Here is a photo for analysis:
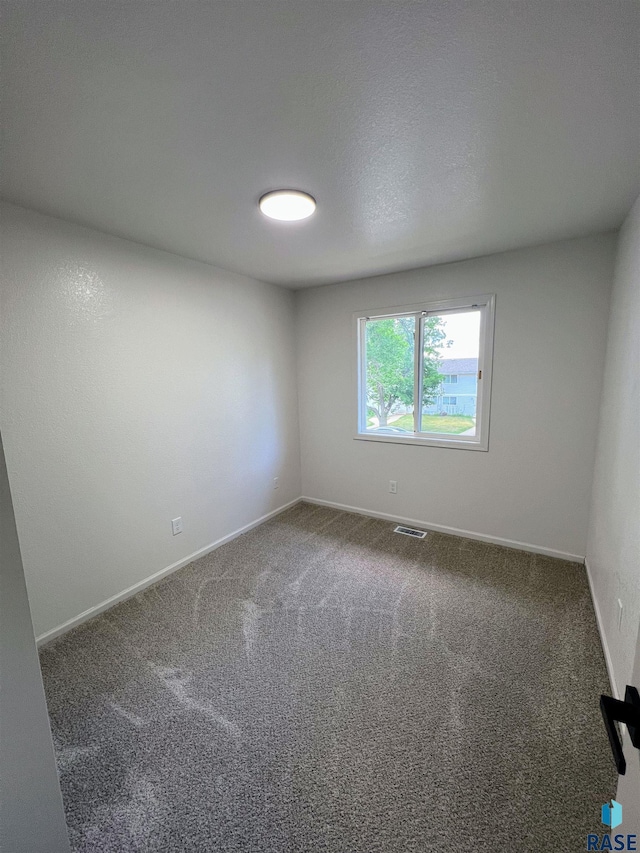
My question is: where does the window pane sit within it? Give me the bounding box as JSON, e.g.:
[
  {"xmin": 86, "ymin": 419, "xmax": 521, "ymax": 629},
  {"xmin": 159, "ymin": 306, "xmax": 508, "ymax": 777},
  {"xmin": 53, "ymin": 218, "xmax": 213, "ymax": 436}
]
[
  {"xmin": 421, "ymin": 310, "xmax": 480, "ymax": 436},
  {"xmin": 364, "ymin": 316, "xmax": 415, "ymax": 434}
]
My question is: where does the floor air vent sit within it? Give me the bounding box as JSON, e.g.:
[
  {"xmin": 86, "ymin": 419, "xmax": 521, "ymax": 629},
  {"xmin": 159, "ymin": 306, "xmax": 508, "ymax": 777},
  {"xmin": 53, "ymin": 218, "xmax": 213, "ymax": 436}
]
[{"xmin": 394, "ymin": 525, "xmax": 427, "ymax": 539}]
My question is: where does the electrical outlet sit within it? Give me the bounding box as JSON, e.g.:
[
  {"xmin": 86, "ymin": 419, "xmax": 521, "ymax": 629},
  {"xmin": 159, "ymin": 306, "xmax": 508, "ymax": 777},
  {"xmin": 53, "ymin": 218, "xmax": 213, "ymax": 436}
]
[
  {"xmin": 617, "ymin": 599, "xmax": 623, "ymax": 631},
  {"xmin": 273, "ymin": 477, "xmax": 279, "ymax": 489},
  {"xmin": 389, "ymin": 480, "xmax": 397, "ymax": 494},
  {"xmin": 171, "ymin": 517, "xmax": 183, "ymax": 536}
]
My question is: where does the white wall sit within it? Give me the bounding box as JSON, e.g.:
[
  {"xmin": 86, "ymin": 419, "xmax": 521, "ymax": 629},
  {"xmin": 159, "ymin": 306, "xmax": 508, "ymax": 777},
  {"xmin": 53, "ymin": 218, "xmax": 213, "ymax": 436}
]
[
  {"xmin": 586, "ymin": 196, "xmax": 640, "ymax": 699},
  {"xmin": 296, "ymin": 234, "xmax": 616, "ymax": 559},
  {"xmin": 0, "ymin": 433, "xmax": 71, "ymax": 852},
  {"xmin": 616, "ymin": 636, "xmax": 640, "ymax": 834},
  {"xmin": 0, "ymin": 203, "xmax": 301, "ymax": 639},
  {"xmin": 585, "ymin": 196, "xmax": 640, "ymax": 827}
]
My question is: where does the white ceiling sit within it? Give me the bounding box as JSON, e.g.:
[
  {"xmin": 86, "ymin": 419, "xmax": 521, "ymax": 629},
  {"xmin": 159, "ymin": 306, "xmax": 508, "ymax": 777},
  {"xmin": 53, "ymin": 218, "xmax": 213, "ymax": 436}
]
[{"xmin": 1, "ymin": 2, "xmax": 638, "ymax": 288}]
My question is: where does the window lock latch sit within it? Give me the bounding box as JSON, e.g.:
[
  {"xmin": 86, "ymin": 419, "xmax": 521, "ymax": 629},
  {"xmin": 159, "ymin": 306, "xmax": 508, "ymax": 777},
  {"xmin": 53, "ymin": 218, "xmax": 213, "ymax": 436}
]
[{"xmin": 600, "ymin": 685, "xmax": 640, "ymax": 775}]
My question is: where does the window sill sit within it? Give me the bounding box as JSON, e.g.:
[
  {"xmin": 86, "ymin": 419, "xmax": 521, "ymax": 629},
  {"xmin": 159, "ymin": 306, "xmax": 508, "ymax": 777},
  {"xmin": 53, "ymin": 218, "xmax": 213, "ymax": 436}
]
[{"xmin": 354, "ymin": 432, "xmax": 488, "ymax": 451}]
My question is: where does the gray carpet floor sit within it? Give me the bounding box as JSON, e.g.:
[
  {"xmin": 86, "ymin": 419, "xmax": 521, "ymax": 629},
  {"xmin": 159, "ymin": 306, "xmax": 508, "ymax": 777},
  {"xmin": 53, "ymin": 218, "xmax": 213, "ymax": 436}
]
[{"xmin": 39, "ymin": 502, "xmax": 616, "ymax": 852}]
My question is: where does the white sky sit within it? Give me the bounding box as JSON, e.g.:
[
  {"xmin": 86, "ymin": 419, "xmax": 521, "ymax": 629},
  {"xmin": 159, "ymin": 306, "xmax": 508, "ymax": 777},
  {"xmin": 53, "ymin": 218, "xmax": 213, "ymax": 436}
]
[{"xmin": 436, "ymin": 311, "xmax": 481, "ymax": 359}]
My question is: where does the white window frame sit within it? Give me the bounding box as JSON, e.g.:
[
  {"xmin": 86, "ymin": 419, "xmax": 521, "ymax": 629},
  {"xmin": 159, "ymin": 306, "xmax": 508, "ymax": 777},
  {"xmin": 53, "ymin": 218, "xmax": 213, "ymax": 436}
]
[{"xmin": 354, "ymin": 294, "xmax": 495, "ymax": 451}]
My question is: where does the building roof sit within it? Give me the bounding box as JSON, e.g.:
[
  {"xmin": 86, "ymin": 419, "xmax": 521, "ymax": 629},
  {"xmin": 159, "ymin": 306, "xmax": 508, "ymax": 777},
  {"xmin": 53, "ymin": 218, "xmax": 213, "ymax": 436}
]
[{"xmin": 439, "ymin": 357, "xmax": 478, "ymax": 375}]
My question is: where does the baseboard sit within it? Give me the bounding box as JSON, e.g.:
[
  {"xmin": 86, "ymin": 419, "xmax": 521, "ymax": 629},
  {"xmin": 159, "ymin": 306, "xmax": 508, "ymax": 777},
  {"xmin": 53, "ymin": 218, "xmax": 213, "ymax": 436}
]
[
  {"xmin": 300, "ymin": 496, "xmax": 585, "ymax": 563},
  {"xmin": 36, "ymin": 494, "xmax": 587, "ymax": 647},
  {"xmin": 584, "ymin": 558, "xmax": 618, "ymax": 699},
  {"xmin": 36, "ymin": 497, "xmax": 302, "ymax": 647}
]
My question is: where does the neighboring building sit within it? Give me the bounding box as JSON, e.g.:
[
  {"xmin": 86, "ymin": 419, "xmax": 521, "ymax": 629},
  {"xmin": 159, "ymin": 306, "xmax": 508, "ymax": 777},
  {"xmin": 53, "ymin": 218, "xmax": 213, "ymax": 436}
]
[{"xmin": 424, "ymin": 357, "xmax": 478, "ymax": 416}]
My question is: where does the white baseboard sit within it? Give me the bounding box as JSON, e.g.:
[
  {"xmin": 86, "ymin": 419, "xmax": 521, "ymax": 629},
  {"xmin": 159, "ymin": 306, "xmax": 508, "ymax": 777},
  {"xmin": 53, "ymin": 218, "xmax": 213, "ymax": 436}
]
[
  {"xmin": 36, "ymin": 498, "xmax": 302, "ymax": 647},
  {"xmin": 36, "ymin": 494, "xmax": 589, "ymax": 647},
  {"xmin": 584, "ymin": 558, "xmax": 618, "ymax": 699},
  {"xmin": 300, "ymin": 496, "xmax": 585, "ymax": 563}
]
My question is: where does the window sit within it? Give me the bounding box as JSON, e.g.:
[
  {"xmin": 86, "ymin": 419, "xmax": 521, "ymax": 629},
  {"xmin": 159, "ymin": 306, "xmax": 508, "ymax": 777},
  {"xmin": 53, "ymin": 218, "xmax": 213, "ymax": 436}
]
[{"xmin": 355, "ymin": 294, "xmax": 495, "ymax": 450}]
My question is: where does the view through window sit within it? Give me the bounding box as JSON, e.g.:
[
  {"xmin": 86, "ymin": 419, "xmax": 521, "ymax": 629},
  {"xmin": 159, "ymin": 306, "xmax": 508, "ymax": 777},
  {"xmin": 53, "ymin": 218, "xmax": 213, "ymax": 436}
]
[
  {"xmin": 420, "ymin": 309, "xmax": 480, "ymax": 436},
  {"xmin": 357, "ymin": 296, "xmax": 494, "ymax": 449}
]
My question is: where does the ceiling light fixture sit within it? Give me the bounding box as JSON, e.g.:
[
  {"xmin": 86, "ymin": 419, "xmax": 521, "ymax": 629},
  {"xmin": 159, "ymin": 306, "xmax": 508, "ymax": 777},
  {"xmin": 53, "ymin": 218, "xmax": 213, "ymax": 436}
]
[{"xmin": 259, "ymin": 189, "xmax": 316, "ymax": 221}]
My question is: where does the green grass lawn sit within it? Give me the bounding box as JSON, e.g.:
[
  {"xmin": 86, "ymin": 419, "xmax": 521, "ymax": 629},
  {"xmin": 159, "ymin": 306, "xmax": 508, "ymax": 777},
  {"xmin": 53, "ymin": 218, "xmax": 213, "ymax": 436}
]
[{"xmin": 388, "ymin": 414, "xmax": 475, "ymax": 434}]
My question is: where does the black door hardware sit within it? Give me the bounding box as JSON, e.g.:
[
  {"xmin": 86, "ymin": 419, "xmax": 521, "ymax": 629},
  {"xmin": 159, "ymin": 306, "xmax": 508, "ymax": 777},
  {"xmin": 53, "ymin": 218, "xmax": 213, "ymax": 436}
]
[{"xmin": 600, "ymin": 685, "xmax": 640, "ymax": 775}]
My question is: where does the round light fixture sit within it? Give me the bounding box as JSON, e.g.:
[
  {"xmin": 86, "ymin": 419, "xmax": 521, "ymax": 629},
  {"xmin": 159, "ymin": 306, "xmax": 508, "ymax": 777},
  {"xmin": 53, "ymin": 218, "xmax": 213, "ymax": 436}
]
[{"xmin": 259, "ymin": 189, "xmax": 316, "ymax": 221}]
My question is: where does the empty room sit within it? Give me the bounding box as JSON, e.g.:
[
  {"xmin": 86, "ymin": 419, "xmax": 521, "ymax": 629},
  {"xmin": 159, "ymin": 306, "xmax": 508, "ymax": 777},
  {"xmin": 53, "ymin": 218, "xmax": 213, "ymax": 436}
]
[{"xmin": 1, "ymin": 2, "xmax": 639, "ymax": 851}]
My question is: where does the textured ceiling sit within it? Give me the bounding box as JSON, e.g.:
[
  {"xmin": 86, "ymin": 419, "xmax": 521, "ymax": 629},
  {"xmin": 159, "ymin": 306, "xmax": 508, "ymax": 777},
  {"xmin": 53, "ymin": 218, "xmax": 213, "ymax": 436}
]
[{"xmin": 1, "ymin": 1, "xmax": 638, "ymax": 288}]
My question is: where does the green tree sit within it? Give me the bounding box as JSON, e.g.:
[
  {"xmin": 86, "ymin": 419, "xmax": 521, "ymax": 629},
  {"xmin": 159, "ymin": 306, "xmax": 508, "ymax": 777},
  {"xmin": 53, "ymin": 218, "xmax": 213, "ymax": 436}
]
[
  {"xmin": 422, "ymin": 316, "xmax": 451, "ymax": 406},
  {"xmin": 366, "ymin": 315, "xmax": 450, "ymax": 427}
]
